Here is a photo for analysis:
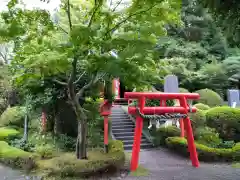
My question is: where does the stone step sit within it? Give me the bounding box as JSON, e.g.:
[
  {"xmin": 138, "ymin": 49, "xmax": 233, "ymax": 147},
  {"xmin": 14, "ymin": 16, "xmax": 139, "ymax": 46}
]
[
  {"xmin": 114, "ymin": 131, "xmax": 135, "ymax": 137},
  {"xmin": 110, "ymin": 116, "xmax": 129, "ymax": 119},
  {"xmin": 112, "ymin": 128, "xmax": 135, "ymax": 133},
  {"xmin": 124, "ymin": 143, "xmax": 153, "ymax": 150},
  {"xmin": 112, "ymin": 121, "xmax": 134, "ymax": 126},
  {"xmin": 111, "ymin": 120, "xmax": 132, "ymax": 124},
  {"xmin": 123, "ymin": 139, "xmax": 149, "ymax": 145},
  {"xmin": 111, "ymin": 113, "xmax": 127, "ymax": 116},
  {"xmin": 116, "ymin": 136, "xmax": 135, "ymax": 141},
  {"xmin": 112, "ymin": 124, "xmax": 135, "ymax": 129}
]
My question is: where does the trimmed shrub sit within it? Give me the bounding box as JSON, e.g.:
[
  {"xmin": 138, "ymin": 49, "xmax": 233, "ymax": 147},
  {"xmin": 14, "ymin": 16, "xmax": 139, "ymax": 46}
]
[
  {"xmin": 0, "ymin": 98, "xmax": 7, "ymax": 114},
  {"xmin": 0, "ymin": 127, "xmax": 20, "ymax": 141},
  {"xmin": 0, "ymin": 141, "xmax": 37, "ymax": 170},
  {"xmin": 189, "ymin": 109, "xmax": 206, "ymax": 130},
  {"xmin": 165, "ymin": 137, "xmax": 240, "ymax": 162},
  {"xmin": 194, "ymin": 89, "xmax": 223, "ymax": 107},
  {"xmin": 205, "ymin": 106, "xmax": 240, "ymax": 141},
  {"xmin": 37, "ymin": 140, "xmax": 125, "ymax": 178},
  {"xmin": 0, "ymin": 106, "xmax": 26, "ymax": 127},
  {"xmin": 194, "ymin": 127, "xmax": 221, "ymax": 148},
  {"xmin": 194, "ymin": 103, "xmax": 210, "ymax": 110},
  {"xmin": 153, "ymin": 126, "xmax": 180, "ymax": 146},
  {"xmin": 179, "ymin": 88, "xmax": 189, "ymax": 93},
  {"xmin": 35, "ymin": 144, "xmax": 57, "ymax": 159}
]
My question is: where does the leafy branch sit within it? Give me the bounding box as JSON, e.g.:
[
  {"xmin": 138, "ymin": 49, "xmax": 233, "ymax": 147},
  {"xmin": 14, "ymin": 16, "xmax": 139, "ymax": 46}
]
[
  {"xmin": 105, "ymin": 3, "xmax": 158, "ymax": 36},
  {"xmin": 112, "ymin": 0, "xmax": 123, "ymax": 12},
  {"xmin": 66, "ymin": 0, "xmax": 72, "ymax": 30},
  {"xmin": 88, "ymin": 0, "xmax": 102, "ymax": 27},
  {"xmin": 53, "ymin": 78, "xmax": 67, "ymax": 86},
  {"xmin": 76, "ymin": 72, "xmax": 105, "ymax": 99},
  {"xmin": 74, "ymin": 71, "xmax": 86, "ymax": 84}
]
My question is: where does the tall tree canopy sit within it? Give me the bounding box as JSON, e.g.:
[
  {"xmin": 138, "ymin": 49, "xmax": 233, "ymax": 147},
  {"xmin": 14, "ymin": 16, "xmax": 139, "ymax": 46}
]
[
  {"xmin": 200, "ymin": 0, "xmax": 240, "ymax": 47},
  {"xmin": 0, "ymin": 0, "xmax": 182, "ymax": 159}
]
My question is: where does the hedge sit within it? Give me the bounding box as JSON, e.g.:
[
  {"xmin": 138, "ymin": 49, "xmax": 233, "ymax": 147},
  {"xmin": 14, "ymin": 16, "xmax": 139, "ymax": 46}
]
[
  {"xmin": 179, "ymin": 88, "xmax": 189, "ymax": 93},
  {"xmin": 166, "ymin": 137, "xmax": 240, "ymax": 162},
  {"xmin": 37, "ymin": 140, "xmax": 125, "ymax": 178},
  {"xmin": 205, "ymin": 106, "xmax": 240, "ymax": 141},
  {"xmin": 189, "ymin": 109, "xmax": 206, "ymax": 130},
  {"xmin": 0, "ymin": 127, "xmax": 20, "ymax": 141},
  {"xmin": 193, "ymin": 103, "xmax": 210, "ymax": 110},
  {"xmin": 0, "ymin": 106, "xmax": 26, "ymax": 127},
  {"xmin": 194, "ymin": 89, "xmax": 223, "ymax": 107},
  {"xmin": 0, "ymin": 98, "xmax": 7, "ymax": 114},
  {"xmin": 153, "ymin": 126, "xmax": 180, "ymax": 146},
  {"xmin": 0, "ymin": 141, "xmax": 37, "ymax": 170},
  {"xmin": 194, "ymin": 127, "xmax": 221, "ymax": 148}
]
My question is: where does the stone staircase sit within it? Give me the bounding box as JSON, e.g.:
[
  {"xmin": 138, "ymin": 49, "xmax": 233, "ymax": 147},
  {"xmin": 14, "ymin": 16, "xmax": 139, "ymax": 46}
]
[
  {"xmin": 113, "ymin": 98, "xmax": 128, "ymax": 106},
  {"xmin": 110, "ymin": 105, "xmax": 153, "ymax": 150}
]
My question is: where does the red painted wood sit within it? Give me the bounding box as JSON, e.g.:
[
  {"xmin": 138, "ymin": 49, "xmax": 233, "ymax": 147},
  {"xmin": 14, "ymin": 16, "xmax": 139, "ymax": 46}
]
[
  {"xmin": 128, "ymin": 106, "xmax": 197, "ymax": 114},
  {"xmin": 124, "ymin": 92, "xmax": 199, "ymax": 99},
  {"xmin": 123, "ymin": 91, "xmax": 200, "ymax": 171},
  {"xmin": 130, "ymin": 97, "xmax": 145, "ymax": 171},
  {"xmin": 179, "ymin": 97, "xmax": 199, "ymax": 168},
  {"xmin": 104, "ymin": 116, "xmax": 109, "ymax": 145}
]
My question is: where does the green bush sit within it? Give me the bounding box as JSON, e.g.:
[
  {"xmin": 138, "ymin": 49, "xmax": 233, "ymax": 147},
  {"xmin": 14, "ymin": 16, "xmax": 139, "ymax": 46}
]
[
  {"xmin": 0, "ymin": 141, "xmax": 37, "ymax": 170},
  {"xmin": 0, "ymin": 127, "xmax": 20, "ymax": 141},
  {"xmin": 194, "ymin": 127, "xmax": 221, "ymax": 148},
  {"xmin": 165, "ymin": 137, "xmax": 240, "ymax": 162},
  {"xmin": 179, "ymin": 88, "xmax": 189, "ymax": 93},
  {"xmin": 153, "ymin": 126, "xmax": 180, "ymax": 146},
  {"xmin": 0, "ymin": 106, "xmax": 26, "ymax": 127},
  {"xmin": 9, "ymin": 138, "xmax": 35, "ymax": 152},
  {"xmin": 55, "ymin": 134, "xmax": 76, "ymax": 151},
  {"xmin": 0, "ymin": 98, "xmax": 7, "ymax": 114},
  {"xmin": 218, "ymin": 141, "xmax": 235, "ymax": 149},
  {"xmin": 35, "ymin": 144, "xmax": 57, "ymax": 159},
  {"xmin": 194, "ymin": 89, "xmax": 223, "ymax": 107},
  {"xmin": 205, "ymin": 106, "xmax": 240, "ymax": 141},
  {"xmin": 194, "ymin": 103, "xmax": 210, "ymax": 110},
  {"xmin": 37, "ymin": 140, "xmax": 125, "ymax": 178},
  {"xmin": 189, "ymin": 109, "xmax": 206, "ymax": 130}
]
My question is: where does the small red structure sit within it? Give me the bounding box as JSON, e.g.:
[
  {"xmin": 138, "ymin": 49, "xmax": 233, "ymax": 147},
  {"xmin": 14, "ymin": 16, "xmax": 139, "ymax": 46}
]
[
  {"xmin": 100, "ymin": 100, "xmax": 112, "ymax": 153},
  {"xmin": 41, "ymin": 111, "xmax": 47, "ymax": 133},
  {"xmin": 124, "ymin": 92, "xmax": 200, "ymax": 171}
]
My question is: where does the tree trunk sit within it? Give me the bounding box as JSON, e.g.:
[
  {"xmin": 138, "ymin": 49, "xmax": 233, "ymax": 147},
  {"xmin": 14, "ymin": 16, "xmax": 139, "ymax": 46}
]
[{"xmin": 74, "ymin": 104, "xmax": 88, "ymax": 159}]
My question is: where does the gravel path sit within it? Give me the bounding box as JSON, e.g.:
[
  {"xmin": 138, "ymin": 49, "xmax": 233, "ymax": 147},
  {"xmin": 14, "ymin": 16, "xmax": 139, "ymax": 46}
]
[
  {"xmin": 123, "ymin": 148, "xmax": 240, "ymax": 180},
  {"xmin": 1, "ymin": 148, "xmax": 240, "ymax": 180}
]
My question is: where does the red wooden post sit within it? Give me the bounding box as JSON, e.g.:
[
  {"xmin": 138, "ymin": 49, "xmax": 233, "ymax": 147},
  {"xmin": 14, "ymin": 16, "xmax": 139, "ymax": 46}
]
[
  {"xmin": 41, "ymin": 111, "xmax": 46, "ymax": 133},
  {"xmin": 130, "ymin": 97, "xmax": 145, "ymax": 171},
  {"xmin": 179, "ymin": 97, "xmax": 199, "ymax": 167},
  {"xmin": 180, "ymin": 119, "xmax": 185, "ymax": 137},
  {"xmin": 100, "ymin": 101, "xmax": 112, "ymax": 153},
  {"xmin": 103, "ymin": 113, "xmax": 110, "ymax": 153},
  {"xmin": 125, "ymin": 92, "xmax": 200, "ymax": 170},
  {"xmin": 128, "ymin": 106, "xmax": 197, "ymax": 114}
]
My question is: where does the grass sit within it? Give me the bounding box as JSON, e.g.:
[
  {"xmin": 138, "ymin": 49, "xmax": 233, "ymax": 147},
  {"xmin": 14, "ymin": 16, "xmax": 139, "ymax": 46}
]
[
  {"xmin": 232, "ymin": 163, "xmax": 240, "ymax": 168},
  {"xmin": 125, "ymin": 152, "xmax": 149, "ymax": 177},
  {"xmin": 0, "ymin": 127, "xmax": 20, "ymax": 140},
  {"xmin": 0, "ymin": 141, "xmax": 33, "ymax": 158}
]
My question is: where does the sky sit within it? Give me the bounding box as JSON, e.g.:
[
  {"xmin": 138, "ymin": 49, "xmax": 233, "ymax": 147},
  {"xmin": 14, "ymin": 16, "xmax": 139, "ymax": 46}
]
[
  {"xmin": 0, "ymin": 0, "xmax": 130, "ymax": 12},
  {"xmin": 0, "ymin": 0, "xmax": 61, "ymax": 12}
]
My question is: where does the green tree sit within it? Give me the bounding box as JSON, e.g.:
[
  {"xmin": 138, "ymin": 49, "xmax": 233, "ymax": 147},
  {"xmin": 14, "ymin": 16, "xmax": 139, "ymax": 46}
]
[
  {"xmin": 200, "ymin": 0, "xmax": 240, "ymax": 47},
  {"xmin": 2, "ymin": 0, "xmax": 182, "ymax": 159},
  {"xmin": 155, "ymin": 0, "xmax": 228, "ymax": 92}
]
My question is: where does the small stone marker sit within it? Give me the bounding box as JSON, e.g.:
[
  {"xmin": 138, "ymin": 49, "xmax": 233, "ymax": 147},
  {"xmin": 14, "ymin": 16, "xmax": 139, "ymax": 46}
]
[
  {"xmin": 164, "ymin": 75, "xmax": 179, "ymax": 93},
  {"xmin": 227, "ymin": 89, "xmax": 240, "ymax": 108},
  {"xmin": 163, "ymin": 75, "xmax": 180, "ymax": 128}
]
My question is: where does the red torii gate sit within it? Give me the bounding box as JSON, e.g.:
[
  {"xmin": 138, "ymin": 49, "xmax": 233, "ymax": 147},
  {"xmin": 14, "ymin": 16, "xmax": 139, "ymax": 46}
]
[{"xmin": 124, "ymin": 92, "xmax": 200, "ymax": 171}]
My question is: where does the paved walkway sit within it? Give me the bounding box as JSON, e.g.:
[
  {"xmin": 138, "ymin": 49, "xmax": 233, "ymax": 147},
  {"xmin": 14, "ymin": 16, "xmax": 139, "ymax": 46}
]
[
  {"xmin": 124, "ymin": 148, "xmax": 240, "ymax": 180},
  {"xmin": 1, "ymin": 148, "xmax": 240, "ymax": 179}
]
